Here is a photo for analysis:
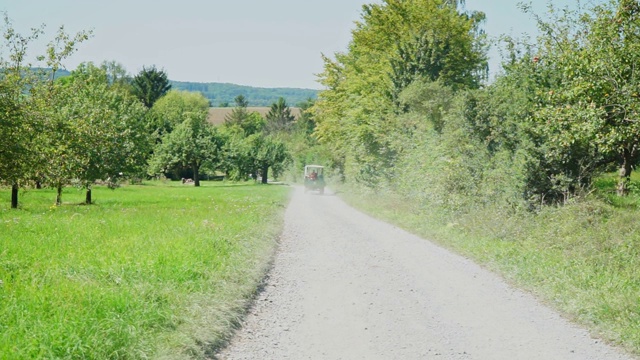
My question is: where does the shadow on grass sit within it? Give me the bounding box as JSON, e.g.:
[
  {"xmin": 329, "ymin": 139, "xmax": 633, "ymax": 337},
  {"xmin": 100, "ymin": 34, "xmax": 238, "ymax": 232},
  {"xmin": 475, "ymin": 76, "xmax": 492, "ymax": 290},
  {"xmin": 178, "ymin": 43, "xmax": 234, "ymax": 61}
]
[{"xmin": 136, "ymin": 181, "xmax": 277, "ymax": 189}]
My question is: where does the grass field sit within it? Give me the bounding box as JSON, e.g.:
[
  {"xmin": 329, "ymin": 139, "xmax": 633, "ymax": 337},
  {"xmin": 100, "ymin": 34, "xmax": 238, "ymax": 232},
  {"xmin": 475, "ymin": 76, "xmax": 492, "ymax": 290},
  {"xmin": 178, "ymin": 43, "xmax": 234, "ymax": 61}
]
[
  {"xmin": 0, "ymin": 181, "xmax": 291, "ymax": 359},
  {"xmin": 338, "ymin": 176, "xmax": 640, "ymax": 356}
]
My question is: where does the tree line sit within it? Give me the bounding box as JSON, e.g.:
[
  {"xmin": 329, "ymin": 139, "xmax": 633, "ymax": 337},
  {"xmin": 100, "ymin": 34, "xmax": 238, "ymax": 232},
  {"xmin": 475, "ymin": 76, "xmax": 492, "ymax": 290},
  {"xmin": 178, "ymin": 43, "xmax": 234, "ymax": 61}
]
[
  {"xmin": 170, "ymin": 80, "xmax": 318, "ymax": 107},
  {"xmin": 306, "ymin": 0, "xmax": 640, "ymax": 211},
  {"xmin": 0, "ymin": 16, "xmax": 296, "ymax": 209}
]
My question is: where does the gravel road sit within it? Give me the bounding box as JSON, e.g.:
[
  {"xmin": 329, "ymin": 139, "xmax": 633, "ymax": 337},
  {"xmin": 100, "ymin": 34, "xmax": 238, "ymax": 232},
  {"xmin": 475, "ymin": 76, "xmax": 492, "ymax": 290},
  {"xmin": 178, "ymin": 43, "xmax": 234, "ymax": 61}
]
[{"xmin": 216, "ymin": 186, "xmax": 635, "ymax": 360}]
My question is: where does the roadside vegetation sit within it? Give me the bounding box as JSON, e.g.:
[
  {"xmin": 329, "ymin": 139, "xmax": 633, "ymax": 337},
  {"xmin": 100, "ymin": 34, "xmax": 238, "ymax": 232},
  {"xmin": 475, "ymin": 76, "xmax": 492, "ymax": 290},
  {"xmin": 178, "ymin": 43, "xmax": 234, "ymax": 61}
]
[
  {"xmin": 301, "ymin": 0, "xmax": 640, "ymax": 356},
  {"xmin": 0, "ymin": 182, "xmax": 290, "ymax": 359}
]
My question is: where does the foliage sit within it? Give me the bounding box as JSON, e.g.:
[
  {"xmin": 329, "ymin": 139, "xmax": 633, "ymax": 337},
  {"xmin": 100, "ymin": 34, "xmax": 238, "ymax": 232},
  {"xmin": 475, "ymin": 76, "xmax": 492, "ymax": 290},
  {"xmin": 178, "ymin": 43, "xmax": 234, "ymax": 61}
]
[
  {"xmin": 65, "ymin": 63, "xmax": 152, "ymax": 197},
  {"xmin": 224, "ymin": 95, "xmax": 250, "ymax": 126},
  {"xmin": 132, "ymin": 65, "xmax": 171, "ymax": 108},
  {"xmin": 308, "ymin": 2, "xmax": 640, "ymax": 352},
  {"xmin": 296, "ymin": 97, "xmax": 317, "ymax": 136},
  {"xmin": 313, "ymin": 0, "xmax": 488, "ymax": 185},
  {"xmin": 389, "ymin": 3, "xmax": 487, "ymax": 101},
  {"xmin": 264, "ymin": 97, "xmax": 295, "ymax": 134},
  {"xmin": 248, "ymin": 134, "xmax": 291, "ymax": 184},
  {"xmin": 149, "ymin": 92, "xmax": 223, "ymax": 186},
  {"xmin": 525, "ymin": 0, "xmax": 640, "ymax": 195},
  {"xmin": 219, "ymin": 125, "xmax": 256, "ymax": 181},
  {"xmin": 99, "ymin": 60, "xmax": 134, "ymax": 90},
  {"xmin": 0, "ymin": 50, "xmax": 34, "ymax": 207},
  {"xmin": 321, "ymin": 0, "xmax": 640, "ymax": 208},
  {"xmin": 0, "ymin": 15, "xmax": 92, "ymax": 207},
  {"xmin": 224, "ymin": 95, "xmax": 265, "ymax": 135},
  {"xmin": 25, "ymin": 61, "xmax": 150, "ymax": 206},
  {"xmin": 150, "ymin": 89, "xmax": 210, "ymax": 137},
  {"xmin": 0, "ymin": 19, "xmax": 36, "ymax": 207},
  {"xmin": 220, "ymin": 96, "xmax": 298, "ymax": 183}
]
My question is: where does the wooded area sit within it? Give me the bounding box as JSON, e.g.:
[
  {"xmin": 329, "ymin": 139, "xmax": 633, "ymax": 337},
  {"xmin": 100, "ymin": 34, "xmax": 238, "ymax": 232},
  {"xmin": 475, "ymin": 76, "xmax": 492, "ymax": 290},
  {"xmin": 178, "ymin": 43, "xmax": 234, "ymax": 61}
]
[
  {"xmin": 307, "ymin": 0, "xmax": 640, "ymax": 209},
  {"xmin": 171, "ymin": 80, "xmax": 318, "ymax": 107}
]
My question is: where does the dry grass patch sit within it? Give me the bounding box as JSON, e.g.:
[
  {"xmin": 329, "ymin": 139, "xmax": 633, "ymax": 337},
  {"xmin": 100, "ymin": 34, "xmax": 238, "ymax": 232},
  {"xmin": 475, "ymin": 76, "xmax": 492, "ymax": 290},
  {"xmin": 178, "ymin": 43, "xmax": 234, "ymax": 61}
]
[{"xmin": 207, "ymin": 107, "xmax": 301, "ymax": 125}]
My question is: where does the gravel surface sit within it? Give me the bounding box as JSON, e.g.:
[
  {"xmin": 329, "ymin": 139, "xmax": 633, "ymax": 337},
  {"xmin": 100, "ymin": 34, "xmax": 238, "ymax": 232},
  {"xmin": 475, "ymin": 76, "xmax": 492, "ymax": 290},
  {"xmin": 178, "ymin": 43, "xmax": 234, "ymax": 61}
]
[{"xmin": 216, "ymin": 186, "xmax": 635, "ymax": 360}]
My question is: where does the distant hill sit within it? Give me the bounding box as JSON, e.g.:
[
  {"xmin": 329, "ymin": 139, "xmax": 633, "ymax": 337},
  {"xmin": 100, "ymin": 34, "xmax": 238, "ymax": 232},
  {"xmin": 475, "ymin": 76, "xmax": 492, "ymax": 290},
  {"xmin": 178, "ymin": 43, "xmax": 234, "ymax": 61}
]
[
  {"xmin": 30, "ymin": 68, "xmax": 318, "ymax": 107},
  {"xmin": 207, "ymin": 107, "xmax": 302, "ymax": 126},
  {"xmin": 23, "ymin": 68, "xmax": 71, "ymax": 80},
  {"xmin": 52, "ymin": 69, "xmax": 72, "ymax": 78},
  {"xmin": 170, "ymin": 81, "xmax": 318, "ymax": 107}
]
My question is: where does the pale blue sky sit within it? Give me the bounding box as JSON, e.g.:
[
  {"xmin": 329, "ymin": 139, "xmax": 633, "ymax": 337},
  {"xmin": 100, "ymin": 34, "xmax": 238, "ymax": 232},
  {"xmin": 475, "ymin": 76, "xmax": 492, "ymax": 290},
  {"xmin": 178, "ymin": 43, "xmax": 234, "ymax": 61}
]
[{"xmin": 1, "ymin": 0, "xmax": 606, "ymax": 89}]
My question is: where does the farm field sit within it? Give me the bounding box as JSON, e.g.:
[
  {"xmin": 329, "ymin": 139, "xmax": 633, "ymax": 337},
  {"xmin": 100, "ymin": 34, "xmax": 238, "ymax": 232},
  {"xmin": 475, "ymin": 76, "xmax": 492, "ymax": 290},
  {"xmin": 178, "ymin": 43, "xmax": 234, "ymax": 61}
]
[
  {"xmin": 207, "ymin": 107, "xmax": 302, "ymax": 125},
  {"xmin": 0, "ymin": 181, "xmax": 291, "ymax": 359}
]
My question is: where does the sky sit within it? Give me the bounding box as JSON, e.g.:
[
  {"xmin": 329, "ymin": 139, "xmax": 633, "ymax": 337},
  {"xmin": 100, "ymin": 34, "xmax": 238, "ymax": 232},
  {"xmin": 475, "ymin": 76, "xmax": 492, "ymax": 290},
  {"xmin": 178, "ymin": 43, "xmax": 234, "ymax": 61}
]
[{"xmin": 0, "ymin": 0, "xmax": 606, "ymax": 90}]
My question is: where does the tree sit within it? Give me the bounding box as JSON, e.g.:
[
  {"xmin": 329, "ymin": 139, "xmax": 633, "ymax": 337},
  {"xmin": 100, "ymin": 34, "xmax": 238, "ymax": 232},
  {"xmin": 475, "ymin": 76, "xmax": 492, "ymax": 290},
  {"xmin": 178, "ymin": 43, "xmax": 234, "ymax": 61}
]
[
  {"xmin": 29, "ymin": 60, "xmax": 147, "ymax": 207},
  {"xmin": 0, "ymin": 15, "xmax": 41, "ymax": 208},
  {"xmin": 0, "ymin": 15, "xmax": 90, "ymax": 208},
  {"xmin": 295, "ymin": 98, "xmax": 317, "ymax": 136},
  {"xmin": 224, "ymin": 95, "xmax": 250, "ymax": 126},
  {"xmin": 64, "ymin": 63, "xmax": 151, "ymax": 204},
  {"xmin": 522, "ymin": 0, "xmax": 640, "ymax": 196},
  {"xmin": 148, "ymin": 114, "xmax": 224, "ymax": 186},
  {"xmin": 248, "ymin": 134, "xmax": 291, "ymax": 184},
  {"xmin": 131, "ymin": 65, "xmax": 171, "ymax": 108},
  {"xmin": 151, "ymin": 90, "xmax": 210, "ymax": 138},
  {"xmin": 219, "ymin": 126, "xmax": 255, "ymax": 181},
  {"xmin": 148, "ymin": 91, "xmax": 222, "ymax": 186},
  {"xmin": 264, "ymin": 97, "xmax": 295, "ymax": 134},
  {"xmin": 223, "ymin": 95, "xmax": 265, "ymax": 136},
  {"xmin": 313, "ymin": 0, "xmax": 487, "ymax": 184},
  {"xmin": 31, "ymin": 80, "xmax": 84, "ymax": 205},
  {"xmin": 0, "ymin": 80, "xmax": 28, "ymax": 209},
  {"xmin": 100, "ymin": 60, "xmax": 133, "ymax": 89}
]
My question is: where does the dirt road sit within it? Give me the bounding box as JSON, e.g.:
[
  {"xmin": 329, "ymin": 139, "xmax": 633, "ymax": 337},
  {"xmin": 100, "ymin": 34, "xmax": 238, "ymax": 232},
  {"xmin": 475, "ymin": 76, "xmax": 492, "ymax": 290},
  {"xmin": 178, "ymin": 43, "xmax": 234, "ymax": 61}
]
[{"xmin": 217, "ymin": 186, "xmax": 634, "ymax": 360}]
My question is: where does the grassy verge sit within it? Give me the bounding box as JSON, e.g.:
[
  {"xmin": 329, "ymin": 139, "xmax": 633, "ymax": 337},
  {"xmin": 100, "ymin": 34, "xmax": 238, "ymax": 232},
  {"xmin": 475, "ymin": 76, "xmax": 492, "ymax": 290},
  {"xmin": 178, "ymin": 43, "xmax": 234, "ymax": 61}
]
[
  {"xmin": 336, "ymin": 180, "xmax": 640, "ymax": 356},
  {"xmin": 0, "ymin": 181, "xmax": 291, "ymax": 359}
]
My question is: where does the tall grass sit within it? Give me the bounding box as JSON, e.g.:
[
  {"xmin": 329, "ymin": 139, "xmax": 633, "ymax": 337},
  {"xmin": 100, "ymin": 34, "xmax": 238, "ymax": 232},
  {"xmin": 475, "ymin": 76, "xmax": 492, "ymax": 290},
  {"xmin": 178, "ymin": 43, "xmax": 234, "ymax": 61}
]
[
  {"xmin": 0, "ymin": 181, "xmax": 291, "ymax": 359},
  {"xmin": 337, "ymin": 177, "xmax": 640, "ymax": 356}
]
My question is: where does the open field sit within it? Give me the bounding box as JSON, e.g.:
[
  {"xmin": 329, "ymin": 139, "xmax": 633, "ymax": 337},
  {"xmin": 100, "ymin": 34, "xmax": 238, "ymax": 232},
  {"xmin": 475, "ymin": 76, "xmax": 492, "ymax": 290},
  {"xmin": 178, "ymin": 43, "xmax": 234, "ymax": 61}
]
[
  {"xmin": 0, "ymin": 181, "xmax": 291, "ymax": 359},
  {"xmin": 207, "ymin": 107, "xmax": 301, "ymax": 125},
  {"xmin": 336, "ymin": 176, "xmax": 640, "ymax": 357}
]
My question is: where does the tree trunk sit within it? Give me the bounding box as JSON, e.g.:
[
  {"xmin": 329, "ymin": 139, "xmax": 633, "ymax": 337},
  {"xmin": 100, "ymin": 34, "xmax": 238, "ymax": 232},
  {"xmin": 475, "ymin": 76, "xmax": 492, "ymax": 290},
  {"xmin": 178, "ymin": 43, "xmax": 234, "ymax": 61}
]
[
  {"xmin": 617, "ymin": 148, "xmax": 634, "ymax": 196},
  {"xmin": 85, "ymin": 186, "xmax": 92, "ymax": 205},
  {"xmin": 193, "ymin": 164, "xmax": 200, "ymax": 187},
  {"xmin": 11, "ymin": 183, "xmax": 18, "ymax": 209},
  {"xmin": 261, "ymin": 165, "xmax": 269, "ymax": 184},
  {"xmin": 56, "ymin": 184, "xmax": 63, "ymax": 206}
]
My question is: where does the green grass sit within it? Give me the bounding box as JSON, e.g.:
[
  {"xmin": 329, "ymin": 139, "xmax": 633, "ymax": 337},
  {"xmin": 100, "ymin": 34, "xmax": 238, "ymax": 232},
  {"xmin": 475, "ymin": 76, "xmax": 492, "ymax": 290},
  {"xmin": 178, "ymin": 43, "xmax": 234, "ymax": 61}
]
[
  {"xmin": 337, "ymin": 180, "xmax": 640, "ymax": 356},
  {"xmin": 593, "ymin": 172, "xmax": 640, "ymax": 209},
  {"xmin": 0, "ymin": 181, "xmax": 291, "ymax": 359}
]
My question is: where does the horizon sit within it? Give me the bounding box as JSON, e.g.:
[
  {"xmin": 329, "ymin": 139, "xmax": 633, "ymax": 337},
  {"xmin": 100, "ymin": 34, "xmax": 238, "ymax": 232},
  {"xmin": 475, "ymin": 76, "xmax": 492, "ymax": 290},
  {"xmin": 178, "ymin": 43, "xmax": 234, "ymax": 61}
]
[{"xmin": 2, "ymin": 1, "xmax": 606, "ymax": 89}]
